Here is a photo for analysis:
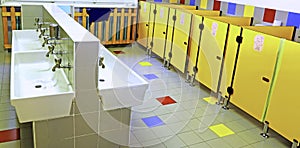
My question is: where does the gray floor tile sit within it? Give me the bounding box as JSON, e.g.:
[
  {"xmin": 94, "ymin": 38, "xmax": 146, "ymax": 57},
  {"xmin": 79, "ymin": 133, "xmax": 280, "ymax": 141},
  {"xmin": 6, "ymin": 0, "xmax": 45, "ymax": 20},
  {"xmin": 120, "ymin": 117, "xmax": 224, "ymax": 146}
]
[
  {"xmin": 177, "ymin": 131, "xmax": 204, "ymax": 145},
  {"xmin": 237, "ymin": 128, "xmax": 266, "ymax": 145},
  {"xmin": 0, "ymin": 110, "xmax": 17, "ymax": 121},
  {"xmin": 206, "ymin": 138, "xmax": 232, "ymax": 148},
  {"xmin": 132, "ymin": 128, "xmax": 158, "ymax": 142},
  {"xmin": 0, "ymin": 118, "xmax": 19, "ymax": 131},
  {"xmin": 250, "ymin": 138, "xmax": 290, "ymax": 148},
  {"xmin": 188, "ymin": 142, "xmax": 211, "ymax": 148},
  {"xmin": 195, "ymin": 128, "xmax": 219, "ymax": 142},
  {"xmin": 222, "ymin": 134, "xmax": 248, "ymax": 148},
  {"xmin": 163, "ymin": 135, "xmax": 186, "ymax": 148},
  {"xmin": 225, "ymin": 118, "xmax": 258, "ymax": 133}
]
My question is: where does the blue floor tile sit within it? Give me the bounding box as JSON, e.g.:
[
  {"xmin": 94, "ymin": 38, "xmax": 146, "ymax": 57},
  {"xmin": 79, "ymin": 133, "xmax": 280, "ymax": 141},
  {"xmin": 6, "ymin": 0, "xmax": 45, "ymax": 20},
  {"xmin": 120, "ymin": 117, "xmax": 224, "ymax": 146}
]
[
  {"xmin": 142, "ymin": 116, "xmax": 165, "ymax": 128},
  {"xmin": 143, "ymin": 74, "xmax": 158, "ymax": 80}
]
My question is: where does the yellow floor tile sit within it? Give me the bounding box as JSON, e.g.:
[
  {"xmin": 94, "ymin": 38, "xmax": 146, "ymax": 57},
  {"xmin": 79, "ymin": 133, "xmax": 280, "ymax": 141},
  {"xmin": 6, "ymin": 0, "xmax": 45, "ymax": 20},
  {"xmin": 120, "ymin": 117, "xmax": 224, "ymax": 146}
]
[
  {"xmin": 209, "ymin": 124, "xmax": 235, "ymax": 137},
  {"xmin": 203, "ymin": 97, "xmax": 218, "ymax": 105},
  {"xmin": 139, "ymin": 61, "xmax": 152, "ymax": 66}
]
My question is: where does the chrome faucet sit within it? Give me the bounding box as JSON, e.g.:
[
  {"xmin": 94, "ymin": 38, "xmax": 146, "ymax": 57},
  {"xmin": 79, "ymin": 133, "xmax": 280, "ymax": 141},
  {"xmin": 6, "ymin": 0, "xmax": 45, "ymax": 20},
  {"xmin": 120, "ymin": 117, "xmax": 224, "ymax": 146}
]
[
  {"xmin": 36, "ymin": 21, "xmax": 51, "ymax": 32},
  {"xmin": 52, "ymin": 58, "xmax": 72, "ymax": 72},
  {"xmin": 42, "ymin": 37, "xmax": 58, "ymax": 47},
  {"xmin": 99, "ymin": 56, "xmax": 105, "ymax": 69}
]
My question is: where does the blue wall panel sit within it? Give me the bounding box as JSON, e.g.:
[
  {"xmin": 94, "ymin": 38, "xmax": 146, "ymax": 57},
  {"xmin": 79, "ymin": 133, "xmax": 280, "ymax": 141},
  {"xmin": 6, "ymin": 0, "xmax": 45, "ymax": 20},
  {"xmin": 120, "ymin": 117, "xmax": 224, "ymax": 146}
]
[
  {"xmin": 227, "ymin": 2, "xmax": 236, "ymax": 15},
  {"xmin": 286, "ymin": 12, "xmax": 300, "ymax": 28},
  {"xmin": 190, "ymin": 0, "xmax": 196, "ymax": 5}
]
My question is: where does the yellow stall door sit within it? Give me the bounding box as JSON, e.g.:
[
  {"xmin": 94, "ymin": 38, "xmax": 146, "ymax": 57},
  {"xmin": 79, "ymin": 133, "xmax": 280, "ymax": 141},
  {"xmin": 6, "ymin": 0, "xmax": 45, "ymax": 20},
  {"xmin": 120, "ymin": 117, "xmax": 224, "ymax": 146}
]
[
  {"xmin": 152, "ymin": 5, "xmax": 169, "ymax": 59},
  {"xmin": 137, "ymin": 2, "xmax": 151, "ymax": 48},
  {"xmin": 266, "ymin": 40, "xmax": 300, "ymax": 142},
  {"xmin": 196, "ymin": 18, "xmax": 228, "ymax": 93},
  {"xmin": 170, "ymin": 10, "xmax": 191, "ymax": 73},
  {"xmin": 220, "ymin": 25, "xmax": 242, "ymax": 98},
  {"xmin": 231, "ymin": 29, "xmax": 280, "ymax": 121},
  {"xmin": 164, "ymin": 8, "xmax": 176, "ymax": 62},
  {"xmin": 187, "ymin": 15, "xmax": 203, "ymax": 76},
  {"xmin": 147, "ymin": 3, "xmax": 156, "ymax": 49}
]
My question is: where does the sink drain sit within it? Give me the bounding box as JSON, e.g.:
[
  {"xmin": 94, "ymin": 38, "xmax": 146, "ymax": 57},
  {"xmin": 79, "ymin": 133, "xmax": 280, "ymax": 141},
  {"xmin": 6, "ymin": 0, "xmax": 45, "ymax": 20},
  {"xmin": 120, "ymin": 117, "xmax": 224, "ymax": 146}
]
[
  {"xmin": 99, "ymin": 79, "xmax": 105, "ymax": 82},
  {"xmin": 35, "ymin": 84, "xmax": 42, "ymax": 88}
]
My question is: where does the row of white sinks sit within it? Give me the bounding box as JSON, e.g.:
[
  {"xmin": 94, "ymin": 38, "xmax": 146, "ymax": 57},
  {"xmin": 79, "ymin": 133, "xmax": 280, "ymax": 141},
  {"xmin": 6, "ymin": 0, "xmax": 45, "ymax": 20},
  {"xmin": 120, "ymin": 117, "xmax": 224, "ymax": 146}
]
[
  {"xmin": 11, "ymin": 30, "xmax": 74, "ymax": 123},
  {"xmin": 11, "ymin": 29, "xmax": 149, "ymax": 123}
]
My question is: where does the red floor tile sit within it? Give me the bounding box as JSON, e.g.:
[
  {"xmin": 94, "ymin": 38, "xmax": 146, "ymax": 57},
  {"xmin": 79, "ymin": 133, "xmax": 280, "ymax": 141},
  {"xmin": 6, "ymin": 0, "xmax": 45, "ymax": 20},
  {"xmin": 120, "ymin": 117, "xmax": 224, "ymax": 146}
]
[
  {"xmin": 113, "ymin": 50, "xmax": 125, "ymax": 54},
  {"xmin": 156, "ymin": 96, "xmax": 177, "ymax": 105},
  {"xmin": 0, "ymin": 128, "xmax": 20, "ymax": 143}
]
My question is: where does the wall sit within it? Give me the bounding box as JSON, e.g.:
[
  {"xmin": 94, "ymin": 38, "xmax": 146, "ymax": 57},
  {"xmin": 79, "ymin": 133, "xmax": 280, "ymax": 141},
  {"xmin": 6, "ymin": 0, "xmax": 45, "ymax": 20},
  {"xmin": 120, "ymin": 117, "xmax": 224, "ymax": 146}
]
[
  {"xmin": 171, "ymin": 0, "xmax": 297, "ymax": 41},
  {"xmin": 217, "ymin": 0, "xmax": 300, "ymax": 14}
]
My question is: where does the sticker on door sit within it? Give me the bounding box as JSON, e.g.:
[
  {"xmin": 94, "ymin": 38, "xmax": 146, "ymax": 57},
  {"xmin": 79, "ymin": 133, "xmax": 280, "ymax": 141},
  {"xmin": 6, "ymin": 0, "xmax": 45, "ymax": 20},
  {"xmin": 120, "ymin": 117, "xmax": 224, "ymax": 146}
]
[
  {"xmin": 212, "ymin": 22, "xmax": 218, "ymax": 37},
  {"xmin": 180, "ymin": 14, "xmax": 185, "ymax": 25},
  {"xmin": 160, "ymin": 8, "xmax": 164, "ymax": 18},
  {"xmin": 144, "ymin": 3, "xmax": 147, "ymax": 12},
  {"xmin": 254, "ymin": 35, "xmax": 264, "ymax": 52}
]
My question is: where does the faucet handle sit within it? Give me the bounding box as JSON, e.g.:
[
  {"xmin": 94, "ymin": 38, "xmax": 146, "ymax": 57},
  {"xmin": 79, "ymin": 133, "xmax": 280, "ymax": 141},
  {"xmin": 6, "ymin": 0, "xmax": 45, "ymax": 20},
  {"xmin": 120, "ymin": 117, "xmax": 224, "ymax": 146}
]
[
  {"xmin": 39, "ymin": 28, "xmax": 46, "ymax": 38},
  {"xmin": 42, "ymin": 37, "xmax": 50, "ymax": 47},
  {"xmin": 55, "ymin": 58, "xmax": 62, "ymax": 66},
  {"xmin": 34, "ymin": 17, "xmax": 40, "ymax": 26},
  {"xmin": 99, "ymin": 56, "xmax": 105, "ymax": 68},
  {"xmin": 46, "ymin": 45, "xmax": 55, "ymax": 57}
]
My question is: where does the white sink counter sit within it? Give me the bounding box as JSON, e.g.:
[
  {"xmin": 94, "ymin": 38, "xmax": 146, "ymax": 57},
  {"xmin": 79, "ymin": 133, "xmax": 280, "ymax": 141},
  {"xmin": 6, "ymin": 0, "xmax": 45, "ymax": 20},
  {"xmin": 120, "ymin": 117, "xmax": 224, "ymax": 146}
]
[
  {"xmin": 97, "ymin": 44, "xmax": 148, "ymax": 110},
  {"xmin": 11, "ymin": 30, "xmax": 74, "ymax": 123}
]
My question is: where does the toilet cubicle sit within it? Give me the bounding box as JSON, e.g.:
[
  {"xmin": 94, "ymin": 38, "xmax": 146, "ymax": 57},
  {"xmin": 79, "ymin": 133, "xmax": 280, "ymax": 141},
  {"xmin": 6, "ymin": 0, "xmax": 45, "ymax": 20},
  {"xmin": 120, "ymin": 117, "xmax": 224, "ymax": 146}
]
[
  {"xmin": 137, "ymin": 2, "xmax": 197, "ymax": 52},
  {"xmin": 137, "ymin": 1, "xmax": 152, "ymax": 48},
  {"xmin": 151, "ymin": 7, "xmax": 222, "ymax": 73},
  {"xmin": 221, "ymin": 26, "xmax": 295, "ymax": 122},
  {"xmin": 187, "ymin": 16, "xmax": 253, "ymax": 93},
  {"xmin": 265, "ymin": 39, "xmax": 300, "ymax": 142},
  {"xmin": 148, "ymin": 3, "xmax": 199, "ymax": 65}
]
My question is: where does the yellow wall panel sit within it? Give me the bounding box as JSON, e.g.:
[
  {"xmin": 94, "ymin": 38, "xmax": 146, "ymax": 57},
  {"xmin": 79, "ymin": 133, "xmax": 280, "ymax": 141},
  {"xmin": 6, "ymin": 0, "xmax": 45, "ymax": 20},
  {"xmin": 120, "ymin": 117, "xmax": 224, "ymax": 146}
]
[
  {"xmin": 220, "ymin": 25, "xmax": 242, "ymax": 98},
  {"xmin": 207, "ymin": 16, "xmax": 253, "ymax": 26},
  {"xmin": 187, "ymin": 10, "xmax": 221, "ymax": 16},
  {"xmin": 266, "ymin": 40, "xmax": 300, "ymax": 142},
  {"xmin": 152, "ymin": 5, "xmax": 169, "ymax": 58},
  {"xmin": 170, "ymin": 10, "xmax": 192, "ymax": 72},
  {"xmin": 196, "ymin": 18, "xmax": 228, "ymax": 92},
  {"xmin": 137, "ymin": 2, "xmax": 151, "ymax": 47},
  {"xmin": 243, "ymin": 26, "xmax": 295, "ymax": 40},
  {"xmin": 187, "ymin": 15, "xmax": 203, "ymax": 76},
  {"xmin": 169, "ymin": 0, "xmax": 177, "ymax": 3},
  {"xmin": 244, "ymin": 5, "xmax": 255, "ymax": 17},
  {"xmin": 165, "ymin": 8, "xmax": 176, "ymax": 63},
  {"xmin": 147, "ymin": 3, "xmax": 157, "ymax": 48},
  {"xmin": 231, "ymin": 29, "xmax": 281, "ymax": 121},
  {"xmin": 159, "ymin": 4, "xmax": 197, "ymax": 10},
  {"xmin": 200, "ymin": 0, "xmax": 208, "ymax": 9}
]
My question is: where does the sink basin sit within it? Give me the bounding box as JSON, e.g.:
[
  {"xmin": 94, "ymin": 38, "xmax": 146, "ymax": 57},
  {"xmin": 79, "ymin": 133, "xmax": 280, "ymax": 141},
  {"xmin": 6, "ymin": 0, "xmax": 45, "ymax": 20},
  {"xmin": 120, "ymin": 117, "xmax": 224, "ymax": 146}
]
[
  {"xmin": 97, "ymin": 45, "xmax": 148, "ymax": 110},
  {"xmin": 11, "ymin": 51, "xmax": 74, "ymax": 123},
  {"xmin": 12, "ymin": 30, "xmax": 46, "ymax": 51}
]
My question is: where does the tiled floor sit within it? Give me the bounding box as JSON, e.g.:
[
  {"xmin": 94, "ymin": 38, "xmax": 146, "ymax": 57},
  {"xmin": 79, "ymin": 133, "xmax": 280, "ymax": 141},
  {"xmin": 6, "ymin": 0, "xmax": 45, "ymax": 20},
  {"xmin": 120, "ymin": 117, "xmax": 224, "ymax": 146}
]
[
  {"xmin": 109, "ymin": 43, "xmax": 292, "ymax": 148},
  {"xmin": 0, "ymin": 49, "xmax": 21, "ymax": 148},
  {"xmin": 0, "ymin": 43, "xmax": 292, "ymax": 148}
]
